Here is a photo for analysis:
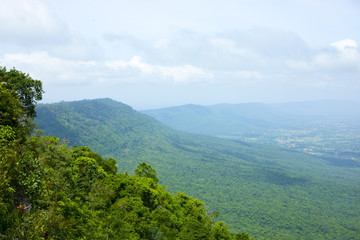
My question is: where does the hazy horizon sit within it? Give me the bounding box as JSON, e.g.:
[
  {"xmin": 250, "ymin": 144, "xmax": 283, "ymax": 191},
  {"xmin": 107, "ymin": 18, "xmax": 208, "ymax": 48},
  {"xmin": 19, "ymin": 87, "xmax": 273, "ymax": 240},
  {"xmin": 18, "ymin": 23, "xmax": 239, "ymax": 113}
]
[
  {"xmin": 36, "ymin": 97, "xmax": 360, "ymax": 112},
  {"xmin": 1, "ymin": 0, "xmax": 360, "ymax": 109}
]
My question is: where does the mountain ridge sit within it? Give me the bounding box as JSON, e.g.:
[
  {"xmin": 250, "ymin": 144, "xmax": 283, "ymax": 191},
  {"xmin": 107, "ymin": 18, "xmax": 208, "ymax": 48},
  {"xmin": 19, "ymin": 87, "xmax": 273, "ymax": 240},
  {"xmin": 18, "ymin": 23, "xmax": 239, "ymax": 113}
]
[{"xmin": 35, "ymin": 98, "xmax": 360, "ymax": 239}]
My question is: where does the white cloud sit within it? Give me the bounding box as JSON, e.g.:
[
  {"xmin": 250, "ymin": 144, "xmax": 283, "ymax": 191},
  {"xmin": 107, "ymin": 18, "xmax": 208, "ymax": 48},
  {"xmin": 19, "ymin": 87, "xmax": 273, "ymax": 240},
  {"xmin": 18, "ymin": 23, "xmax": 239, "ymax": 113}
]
[
  {"xmin": 287, "ymin": 39, "xmax": 360, "ymax": 73},
  {"xmin": 127, "ymin": 56, "xmax": 154, "ymax": 74},
  {"xmin": 234, "ymin": 71, "xmax": 263, "ymax": 79},
  {"xmin": 211, "ymin": 38, "xmax": 247, "ymax": 55},
  {"xmin": 331, "ymin": 39, "xmax": 358, "ymax": 51},
  {"xmin": 1, "ymin": 51, "xmax": 96, "ymax": 84},
  {"xmin": 1, "ymin": 51, "xmax": 214, "ymax": 86},
  {"xmin": 285, "ymin": 60, "xmax": 311, "ymax": 71},
  {"xmin": 106, "ymin": 56, "xmax": 213, "ymax": 83},
  {"xmin": 154, "ymin": 38, "xmax": 170, "ymax": 49},
  {"xmin": 331, "ymin": 39, "xmax": 360, "ymax": 68},
  {"xmin": 0, "ymin": 0, "xmax": 69, "ymax": 45},
  {"xmin": 158, "ymin": 65, "xmax": 212, "ymax": 82},
  {"xmin": 143, "ymin": 28, "xmax": 310, "ymax": 73},
  {"xmin": 105, "ymin": 61, "xmax": 128, "ymax": 70},
  {"xmin": 314, "ymin": 39, "xmax": 360, "ymax": 70},
  {"xmin": 1, "ymin": 0, "xmax": 359, "ymax": 106},
  {"xmin": 105, "ymin": 57, "xmax": 155, "ymax": 75}
]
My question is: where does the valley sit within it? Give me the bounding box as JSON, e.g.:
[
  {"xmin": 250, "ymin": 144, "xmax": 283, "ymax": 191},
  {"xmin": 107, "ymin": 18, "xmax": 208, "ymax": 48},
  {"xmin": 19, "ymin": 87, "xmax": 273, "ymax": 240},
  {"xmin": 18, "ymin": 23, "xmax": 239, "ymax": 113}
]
[
  {"xmin": 143, "ymin": 101, "xmax": 360, "ymax": 167},
  {"xmin": 36, "ymin": 99, "xmax": 360, "ymax": 239},
  {"xmin": 223, "ymin": 120, "xmax": 360, "ymax": 167}
]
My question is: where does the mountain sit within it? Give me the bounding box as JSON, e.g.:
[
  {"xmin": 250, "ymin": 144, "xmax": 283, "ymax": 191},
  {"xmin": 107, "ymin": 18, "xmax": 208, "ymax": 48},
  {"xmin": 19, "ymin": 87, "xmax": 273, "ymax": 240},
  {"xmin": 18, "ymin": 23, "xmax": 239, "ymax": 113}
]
[
  {"xmin": 2, "ymin": 66, "xmax": 248, "ymax": 239},
  {"xmin": 142, "ymin": 100, "xmax": 360, "ymax": 164},
  {"xmin": 35, "ymin": 98, "xmax": 360, "ymax": 239},
  {"xmin": 142, "ymin": 100, "xmax": 360, "ymax": 136}
]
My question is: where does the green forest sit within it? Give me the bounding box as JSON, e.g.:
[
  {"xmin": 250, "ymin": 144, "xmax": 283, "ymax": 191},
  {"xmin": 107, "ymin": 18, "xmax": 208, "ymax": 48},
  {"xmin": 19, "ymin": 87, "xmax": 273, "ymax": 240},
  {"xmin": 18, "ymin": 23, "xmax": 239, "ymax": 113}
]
[
  {"xmin": 0, "ymin": 66, "xmax": 252, "ymax": 239},
  {"xmin": 2, "ymin": 66, "xmax": 360, "ymax": 239},
  {"xmin": 35, "ymin": 102, "xmax": 360, "ymax": 237}
]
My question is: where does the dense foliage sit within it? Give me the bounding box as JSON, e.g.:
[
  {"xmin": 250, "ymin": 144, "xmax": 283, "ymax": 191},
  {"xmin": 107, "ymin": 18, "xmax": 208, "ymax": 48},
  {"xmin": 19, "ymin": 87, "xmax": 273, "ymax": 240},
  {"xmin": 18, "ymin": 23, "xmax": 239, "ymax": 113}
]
[
  {"xmin": 36, "ymin": 99, "xmax": 360, "ymax": 240},
  {"xmin": 2, "ymin": 135, "xmax": 252, "ymax": 239},
  {"xmin": 1, "ymin": 67, "xmax": 252, "ymax": 239},
  {"xmin": 0, "ymin": 66, "xmax": 43, "ymax": 143}
]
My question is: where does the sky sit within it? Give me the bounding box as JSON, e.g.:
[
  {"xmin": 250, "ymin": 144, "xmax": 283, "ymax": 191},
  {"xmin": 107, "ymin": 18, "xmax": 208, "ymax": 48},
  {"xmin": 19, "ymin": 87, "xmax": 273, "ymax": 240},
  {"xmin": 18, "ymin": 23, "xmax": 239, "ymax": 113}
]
[{"xmin": 1, "ymin": 0, "xmax": 360, "ymax": 110}]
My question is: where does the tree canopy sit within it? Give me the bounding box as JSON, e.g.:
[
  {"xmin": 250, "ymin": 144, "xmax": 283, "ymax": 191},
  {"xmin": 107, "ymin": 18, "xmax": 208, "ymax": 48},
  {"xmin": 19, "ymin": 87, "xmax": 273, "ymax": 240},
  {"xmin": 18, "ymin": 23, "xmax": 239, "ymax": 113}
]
[
  {"xmin": 135, "ymin": 162, "xmax": 160, "ymax": 183},
  {"xmin": 0, "ymin": 67, "xmax": 252, "ymax": 239},
  {"xmin": 0, "ymin": 66, "xmax": 43, "ymax": 119},
  {"xmin": 0, "ymin": 66, "xmax": 43, "ymax": 142}
]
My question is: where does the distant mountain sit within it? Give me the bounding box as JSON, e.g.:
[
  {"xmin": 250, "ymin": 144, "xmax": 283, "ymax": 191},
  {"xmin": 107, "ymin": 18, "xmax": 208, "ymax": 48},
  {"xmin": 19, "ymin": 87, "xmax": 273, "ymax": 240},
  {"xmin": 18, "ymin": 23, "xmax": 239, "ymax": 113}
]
[
  {"xmin": 35, "ymin": 98, "xmax": 360, "ymax": 239},
  {"xmin": 142, "ymin": 100, "xmax": 360, "ymax": 136},
  {"xmin": 142, "ymin": 100, "xmax": 360, "ymax": 163}
]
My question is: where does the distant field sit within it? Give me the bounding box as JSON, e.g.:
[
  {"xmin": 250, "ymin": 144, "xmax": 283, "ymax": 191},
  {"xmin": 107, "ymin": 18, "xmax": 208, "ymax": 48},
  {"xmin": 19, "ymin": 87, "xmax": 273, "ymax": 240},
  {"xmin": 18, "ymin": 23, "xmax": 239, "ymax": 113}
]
[{"xmin": 143, "ymin": 100, "xmax": 360, "ymax": 166}]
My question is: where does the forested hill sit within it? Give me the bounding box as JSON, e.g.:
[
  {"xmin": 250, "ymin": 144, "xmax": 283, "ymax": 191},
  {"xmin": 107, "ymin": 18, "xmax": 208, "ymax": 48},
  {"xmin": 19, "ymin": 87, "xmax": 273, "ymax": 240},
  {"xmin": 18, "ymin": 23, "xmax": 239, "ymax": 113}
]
[
  {"xmin": 2, "ymin": 68, "xmax": 250, "ymax": 239},
  {"xmin": 36, "ymin": 98, "xmax": 174, "ymax": 159},
  {"xmin": 35, "ymin": 98, "xmax": 360, "ymax": 239}
]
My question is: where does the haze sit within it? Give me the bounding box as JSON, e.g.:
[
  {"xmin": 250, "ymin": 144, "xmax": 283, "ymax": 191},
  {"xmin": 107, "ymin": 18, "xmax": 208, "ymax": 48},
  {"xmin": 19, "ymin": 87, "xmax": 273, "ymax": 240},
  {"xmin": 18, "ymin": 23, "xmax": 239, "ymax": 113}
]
[{"xmin": 1, "ymin": 0, "xmax": 360, "ymax": 110}]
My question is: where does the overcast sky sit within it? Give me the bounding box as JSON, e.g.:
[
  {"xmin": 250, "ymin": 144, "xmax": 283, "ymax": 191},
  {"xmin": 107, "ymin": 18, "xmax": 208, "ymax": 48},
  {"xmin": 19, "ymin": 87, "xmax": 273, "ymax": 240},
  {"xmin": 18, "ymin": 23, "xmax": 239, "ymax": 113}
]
[{"xmin": 1, "ymin": 0, "xmax": 360, "ymax": 109}]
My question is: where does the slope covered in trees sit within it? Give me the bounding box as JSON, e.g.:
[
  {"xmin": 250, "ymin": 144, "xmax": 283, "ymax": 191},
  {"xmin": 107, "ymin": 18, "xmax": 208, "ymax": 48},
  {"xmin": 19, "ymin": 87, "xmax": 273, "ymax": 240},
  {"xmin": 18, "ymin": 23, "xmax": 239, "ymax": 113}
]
[
  {"xmin": 36, "ymin": 98, "xmax": 360, "ymax": 239},
  {"xmin": 0, "ymin": 66, "xmax": 251, "ymax": 239}
]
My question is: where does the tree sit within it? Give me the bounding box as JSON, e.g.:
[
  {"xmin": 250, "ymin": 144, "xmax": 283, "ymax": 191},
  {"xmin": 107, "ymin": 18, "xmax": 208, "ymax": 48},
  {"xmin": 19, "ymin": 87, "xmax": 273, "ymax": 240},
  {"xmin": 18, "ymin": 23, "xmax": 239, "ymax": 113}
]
[
  {"xmin": 0, "ymin": 66, "xmax": 43, "ymax": 119},
  {"xmin": 234, "ymin": 232, "xmax": 253, "ymax": 240},
  {"xmin": 135, "ymin": 162, "xmax": 159, "ymax": 183},
  {"xmin": 0, "ymin": 66, "xmax": 43, "ymax": 141},
  {"xmin": 0, "ymin": 85, "xmax": 23, "ymax": 127},
  {"xmin": 210, "ymin": 221, "xmax": 232, "ymax": 240},
  {"xmin": 0, "ymin": 66, "xmax": 44, "ymax": 237}
]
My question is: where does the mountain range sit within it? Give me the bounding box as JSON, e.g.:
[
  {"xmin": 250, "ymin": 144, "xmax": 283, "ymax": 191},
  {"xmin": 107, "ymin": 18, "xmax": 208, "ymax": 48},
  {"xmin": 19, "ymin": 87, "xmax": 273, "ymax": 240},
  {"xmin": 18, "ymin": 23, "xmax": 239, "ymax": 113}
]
[
  {"xmin": 142, "ymin": 100, "xmax": 360, "ymax": 135},
  {"xmin": 35, "ymin": 98, "xmax": 360, "ymax": 239}
]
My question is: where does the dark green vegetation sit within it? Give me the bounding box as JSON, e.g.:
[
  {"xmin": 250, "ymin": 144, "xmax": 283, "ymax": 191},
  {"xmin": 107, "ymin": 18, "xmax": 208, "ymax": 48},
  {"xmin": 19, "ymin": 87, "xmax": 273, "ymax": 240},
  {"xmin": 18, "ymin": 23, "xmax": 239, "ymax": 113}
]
[
  {"xmin": 36, "ymin": 98, "xmax": 360, "ymax": 239},
  {"xmin": 143, "ymin": 101, "xmax": 360, "ymax": 166},
  {"xmin": 1, "ymin": 66, "xmax": 251, "ymax": 239}
]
